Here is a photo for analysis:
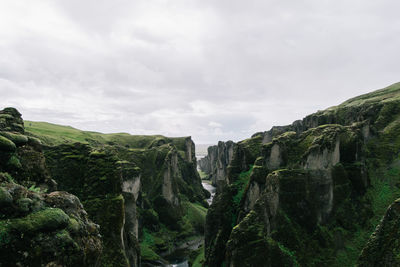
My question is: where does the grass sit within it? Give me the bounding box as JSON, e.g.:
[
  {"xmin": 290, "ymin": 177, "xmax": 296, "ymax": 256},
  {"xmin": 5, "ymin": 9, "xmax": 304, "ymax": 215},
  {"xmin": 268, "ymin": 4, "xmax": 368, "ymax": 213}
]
[
  {"xmin": 232, "ymin": 166, "xmax": 254, "ymax": 206},
  {"xmin": 339, "ymin": 82, "xmax": 400, "ymax": 107},
  {"xmin": 192, "ymin": 246, "xmax": 205, "ymax": 267},
  {"xmin": 198, "ymin": 170, "xmax": 208, "ymax": 179},
  {"xmin": 182, "ymin": 201, "xmax": 208, "ymax": 234},
  {"xmin": 25, "ymin": 121, "xmax": 193, "ymax": 151},
  {"xmin": 332, "ymin": 159, "xmax": 400, "ymax": 266},
  {"xmin": 139, "ymin": 228, "xmax": 162, "ymax": 261}
]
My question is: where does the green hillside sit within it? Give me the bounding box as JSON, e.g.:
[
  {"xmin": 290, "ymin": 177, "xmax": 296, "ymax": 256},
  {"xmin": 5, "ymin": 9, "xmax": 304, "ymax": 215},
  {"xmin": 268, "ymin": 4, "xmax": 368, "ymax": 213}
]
[{"xmin": 25, "ymin": 121, "xmax": 188, "ymax": 150}]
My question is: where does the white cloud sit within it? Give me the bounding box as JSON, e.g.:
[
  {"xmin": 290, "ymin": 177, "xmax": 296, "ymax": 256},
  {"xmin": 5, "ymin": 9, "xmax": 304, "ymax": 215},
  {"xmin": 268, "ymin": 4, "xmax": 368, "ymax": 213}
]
[
  {"xmin": 208, "ymin": 121, "xmax": 222, "ymax": 128},
  {"xmin": 1, "ymin": 0, "xmax": 399, "ymax": 144}
]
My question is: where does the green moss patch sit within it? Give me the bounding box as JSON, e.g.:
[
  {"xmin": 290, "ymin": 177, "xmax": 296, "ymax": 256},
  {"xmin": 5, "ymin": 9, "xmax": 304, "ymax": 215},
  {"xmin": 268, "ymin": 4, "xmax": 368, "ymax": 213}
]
[
  {"xmin": 0, "ymin": 136, "xmax": 16, "ymax": 152},
  {"xmin": 1, "ymin": 208, "xmax": 69, "ymax": 235}
]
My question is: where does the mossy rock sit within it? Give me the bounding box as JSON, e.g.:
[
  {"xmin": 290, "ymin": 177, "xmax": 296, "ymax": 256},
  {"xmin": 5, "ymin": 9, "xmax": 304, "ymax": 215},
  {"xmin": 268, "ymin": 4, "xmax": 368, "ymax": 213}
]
[
  {"xmin": 0, "ymin": 132, "xmax": 28, "ymax": 146},
  {"xmin": 0, "ymin": 136, "xmax": 16, "ymax": 152},
  {"xmin": 6, "ymin": 155, "xmax": 22, "ymax": 170},
  {"xmin": 0, "ymin": 187, "xmax": 12, "ymax": 207},
  {"xmin": 16, "ymin": 197, "xmax": 33, "ymax": 213},
  {"xmin": 227, "ymin": 211, "xmax": 300, "ymax": 267},
  {"xmin": 1, "ymin": 208, "xmax": 69, "ymax": 235}
]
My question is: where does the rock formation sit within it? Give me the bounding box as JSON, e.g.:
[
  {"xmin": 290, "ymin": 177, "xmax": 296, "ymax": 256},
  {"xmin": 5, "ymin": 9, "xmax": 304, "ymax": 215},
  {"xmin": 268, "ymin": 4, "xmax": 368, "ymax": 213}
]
[
  {"xmin": 197, "ymin": 141, "xmax": 236, "ymax": 191},
  {"xmin": 0, "ymin": 108, "xmax": 102, "ymax": 266},
  {"xmin": 0, "ymin": 107, "xmax": 207, "ymax": 266},
  {"xmin": 25, "ymin": 115, "xmax": 208, "ymax": 266},
  {"xmin": 204, "ymin": 82, "xmax": 400, "ymax": 266}
]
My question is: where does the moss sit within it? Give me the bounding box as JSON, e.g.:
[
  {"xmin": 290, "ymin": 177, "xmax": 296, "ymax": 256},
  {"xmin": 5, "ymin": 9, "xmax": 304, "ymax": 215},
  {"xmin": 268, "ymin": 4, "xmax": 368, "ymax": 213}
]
[
  {"xmin": 28, "ymin": 185, "xmax": 42, "ymax": 193},
  {"xmin": 238, "ymin": 135, "xmax": 263, "ymax": 165},
  {"xmin": 0, "ymin": 136, "xmax": 16, "ymax": 152},
  {"xmin": 190, "ymin": 245, "xmax": 205, "ymax": 267},
  {"xmin": 140, "ymin": 244, "xmax": 160, "ymax": 261},
  {"xmin": 198, "ymin": 170, "xmax": 208, "ymax": 179},
  {"xmin": 0, "ymin": 172, "xmax": 14, "ymax": 183},
  {"xmin": 6, "ymin": 155, "xmax": 22, "ymax": 170},
  {"xmin": 3, "ymin": 208, "xmax": 69, "ymax": 234},
  {"xmin": 83, "ymin": 195, "xmax": 128, "ymax": 266},
  {"xmin": 67, "ymin": 218, "xmax": 80, "ymax": 234},
  {"xmin": 0, "ymin": 132, "xmax": 28, "ymax": 146},
  {"xmin": 182, "ymin": 201, "xmax": 207, "ymax": 234},
  {"xmin": 16, "ymin": 197, "xmax": 33, "ymax": 212},
  {"xmin": 232, "ymin": 166, "xmax": 253, "ymax": 209},
  {"xmin": 227, "ymin": 211, "xmax": 300, "ymax": 266},
  {"xmin": 0, "ymin": 187, "xmax": 12, "ymax": 206},
  {"xmin": 0, "ymin": 220, "xmax": 11, "ymax": 246}
]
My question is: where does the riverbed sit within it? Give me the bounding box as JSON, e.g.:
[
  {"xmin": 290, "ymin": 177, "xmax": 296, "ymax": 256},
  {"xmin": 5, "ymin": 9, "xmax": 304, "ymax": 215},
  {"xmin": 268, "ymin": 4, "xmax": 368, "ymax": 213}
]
[{"xmin": 161, "ymin": 178, "xmax": 215, "ymax": 267}]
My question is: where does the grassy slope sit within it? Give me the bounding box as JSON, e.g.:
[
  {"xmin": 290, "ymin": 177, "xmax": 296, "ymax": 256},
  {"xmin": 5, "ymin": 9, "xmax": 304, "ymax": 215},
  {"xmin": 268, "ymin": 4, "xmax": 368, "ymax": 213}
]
[{"xmin": 24, "ymin": 121, "xmax": 186, "ymax": 149}]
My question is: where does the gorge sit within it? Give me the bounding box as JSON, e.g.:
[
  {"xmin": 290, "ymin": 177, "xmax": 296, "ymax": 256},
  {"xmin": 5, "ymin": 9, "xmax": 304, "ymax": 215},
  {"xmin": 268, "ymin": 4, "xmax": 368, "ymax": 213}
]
[{"xmin": 1, "ymin": 82, "xmax": 400, "ymax": 266}]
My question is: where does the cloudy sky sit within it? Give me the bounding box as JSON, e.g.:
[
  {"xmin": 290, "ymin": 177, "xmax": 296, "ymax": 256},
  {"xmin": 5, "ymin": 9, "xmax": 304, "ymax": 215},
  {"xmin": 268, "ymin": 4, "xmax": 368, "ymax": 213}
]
[{"xmin": 1, "ymin": 0, "xmax": 399, "ymax": 144}]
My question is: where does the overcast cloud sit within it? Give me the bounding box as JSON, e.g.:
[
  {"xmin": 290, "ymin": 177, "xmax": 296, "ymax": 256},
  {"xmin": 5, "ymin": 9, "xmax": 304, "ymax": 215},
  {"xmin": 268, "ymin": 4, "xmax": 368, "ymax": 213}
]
[{"xmin": 1, "ymin": 0, "xmax": 399, "ymax": 144}]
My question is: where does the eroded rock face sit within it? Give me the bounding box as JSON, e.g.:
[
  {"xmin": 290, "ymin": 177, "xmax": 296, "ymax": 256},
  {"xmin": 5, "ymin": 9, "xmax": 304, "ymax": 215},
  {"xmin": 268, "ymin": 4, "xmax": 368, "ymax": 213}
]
[
  {"xmin": 198, "ymin": 141, "xmax": 237, "ymax": 190},
  {"xmin": 205, "ymin": 83, "xmax": 400, "ymax": 267},
  {"xmin": 44, "ymin": 144, "xmax": 142, "ymax": 267},
  {"xmin": 162, "ymin": 150, "xmax": 180, "ymax": 206}
]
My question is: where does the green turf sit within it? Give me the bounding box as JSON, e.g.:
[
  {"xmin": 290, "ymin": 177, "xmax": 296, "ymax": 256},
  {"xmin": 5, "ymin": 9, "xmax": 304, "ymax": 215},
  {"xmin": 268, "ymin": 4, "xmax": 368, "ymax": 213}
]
[{"xmin": 24, "ymin": 121, "xmax": 187, "ymax": 149}]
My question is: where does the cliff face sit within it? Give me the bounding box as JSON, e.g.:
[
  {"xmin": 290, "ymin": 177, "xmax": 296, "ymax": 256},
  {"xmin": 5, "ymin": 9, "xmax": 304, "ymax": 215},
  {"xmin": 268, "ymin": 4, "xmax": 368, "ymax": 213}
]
[
  {"xmin": 43, "ymin": 143, "xmax": 141, "ymax": 266},
  {"xmin": 26, "ymin": 120, "xmax": 207, "ymax": 265},
  {"xmin": 0, "ymin": 108, "xmax": 102, "ymax": 266},
  {"xmin": 198, "ymin": 141, "xmax": 237, "ymax": 191},
  {"xmin": 204, "ymin": 82, "xmax": 400, "ymax": 266},
  {"xmin": 0, "ymin": 107, "xmax": 207, "ymax": 266}
]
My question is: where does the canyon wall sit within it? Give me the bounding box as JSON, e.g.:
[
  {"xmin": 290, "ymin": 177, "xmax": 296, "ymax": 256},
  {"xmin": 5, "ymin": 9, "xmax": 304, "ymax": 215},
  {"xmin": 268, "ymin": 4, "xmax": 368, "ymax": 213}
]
[
  {"xmin": 0, "ymin": 107, "xmax": 207, "ymax": 266},
  {"xmin": 204, "ymin": 82, "xmax": 400, "ymax": 266}
]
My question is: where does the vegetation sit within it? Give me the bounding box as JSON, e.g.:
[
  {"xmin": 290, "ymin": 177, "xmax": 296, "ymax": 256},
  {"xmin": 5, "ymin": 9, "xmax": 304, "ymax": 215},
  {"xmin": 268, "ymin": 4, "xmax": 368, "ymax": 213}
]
[
  {"xmin": 205, "ymin": 83, "xmax": 400, "ymax": 266},
  {"xmin": 25, "ymin": 120, "xmax": 192, "ymax": 150}
]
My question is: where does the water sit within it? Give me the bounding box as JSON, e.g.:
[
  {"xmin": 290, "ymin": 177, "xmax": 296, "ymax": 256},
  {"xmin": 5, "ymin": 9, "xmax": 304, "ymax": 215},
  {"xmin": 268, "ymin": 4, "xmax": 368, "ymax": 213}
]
[
  {"xmin": 169, "ymin": 261, "xmax": 188, "ymax": 267},
  {"xmin": 202, "ymin": 182, "xmax": 216, "ymax": 205}
]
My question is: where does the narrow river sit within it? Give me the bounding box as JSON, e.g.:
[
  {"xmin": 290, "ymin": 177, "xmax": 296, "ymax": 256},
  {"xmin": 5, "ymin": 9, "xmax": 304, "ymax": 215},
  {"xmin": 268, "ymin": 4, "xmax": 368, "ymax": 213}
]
[
  {"xmin": 164, "ymin": 173, "xmax": 216, "ymax": 267},
  {"xmin": 202, "ymin": 182, "xmax": 216, "ymax": 205}
]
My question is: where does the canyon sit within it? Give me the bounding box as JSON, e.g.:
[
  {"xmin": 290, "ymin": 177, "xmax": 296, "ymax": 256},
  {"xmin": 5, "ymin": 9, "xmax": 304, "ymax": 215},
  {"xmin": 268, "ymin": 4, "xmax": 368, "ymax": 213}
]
[{"xmin": 1, "ymin": 82, "xmax": 400, "ymax": 266}]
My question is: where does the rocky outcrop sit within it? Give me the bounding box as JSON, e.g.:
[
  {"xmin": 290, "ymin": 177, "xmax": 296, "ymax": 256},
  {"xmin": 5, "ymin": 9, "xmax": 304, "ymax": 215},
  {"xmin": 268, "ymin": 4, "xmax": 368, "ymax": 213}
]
[
  {"xmin": 0, "ymin": 108, "xmax": 102, "ymax": 266},
  {"xmin": 205, "ymin": 82, "xmax": 400, "ymax": 266}
]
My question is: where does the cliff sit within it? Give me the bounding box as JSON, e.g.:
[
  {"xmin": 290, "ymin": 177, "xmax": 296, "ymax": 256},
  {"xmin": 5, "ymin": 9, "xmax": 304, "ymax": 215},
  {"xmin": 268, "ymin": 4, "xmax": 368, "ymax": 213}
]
[
  {"xmin": 204, "ymin": 82, "xmax": 400, "ymax": 266},
  {"xmin": 25, "ymin": 117, "xmax": 208, "ymax": 265},
  {"xmin": 0, "ymin": 107, "xmax": 207, "ymax": 266},
  {"xmin": 0, "ymin": 108, "xmax": 102, "ymax": 266},
  {"xmin": 197, "ymin": 141, "xmax": 236, "ymax": 191}
]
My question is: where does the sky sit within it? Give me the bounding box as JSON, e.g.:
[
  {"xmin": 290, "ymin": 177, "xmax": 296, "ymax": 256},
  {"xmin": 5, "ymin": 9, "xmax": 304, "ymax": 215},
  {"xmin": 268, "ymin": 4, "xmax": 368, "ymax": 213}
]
[{"xmin": 0, "ymin": 0, "xmax": 399, "ymax": 144}]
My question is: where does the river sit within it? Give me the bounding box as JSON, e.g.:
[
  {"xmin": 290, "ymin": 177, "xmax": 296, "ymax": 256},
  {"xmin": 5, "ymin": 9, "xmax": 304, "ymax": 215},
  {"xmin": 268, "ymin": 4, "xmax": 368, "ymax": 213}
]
[
  {"xmin": 202, "ymin": 181, "xmax": 216, "ymax": 205},
  {"xmin": 163, "ymin": 172, "xmax": 215, "ymax": 267},
  {"xmin": 159, "ymin": 151, "xmax": 215, "ymax": 267}
]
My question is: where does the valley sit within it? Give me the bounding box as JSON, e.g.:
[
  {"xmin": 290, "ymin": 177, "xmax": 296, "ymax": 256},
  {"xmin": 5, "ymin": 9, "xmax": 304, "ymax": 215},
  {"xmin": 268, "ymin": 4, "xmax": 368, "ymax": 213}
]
[{"xmin": 1, "ymin": 82, "xmax": 400, "ymax": 266}]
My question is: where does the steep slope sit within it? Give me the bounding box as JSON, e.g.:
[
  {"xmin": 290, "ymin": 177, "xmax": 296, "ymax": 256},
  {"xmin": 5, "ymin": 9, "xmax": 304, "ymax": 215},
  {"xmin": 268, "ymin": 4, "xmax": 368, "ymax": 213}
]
[
  {"xmin": 203, "ymin": 82, "xmax": 400, "ymax": 266},
  {"xmin": 25, "ymin": 116, "xmax": 208, "ymax": 265},
  {"xmin": 358, "ymin": 198, "xmax": 400, "ymax": 266}
]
